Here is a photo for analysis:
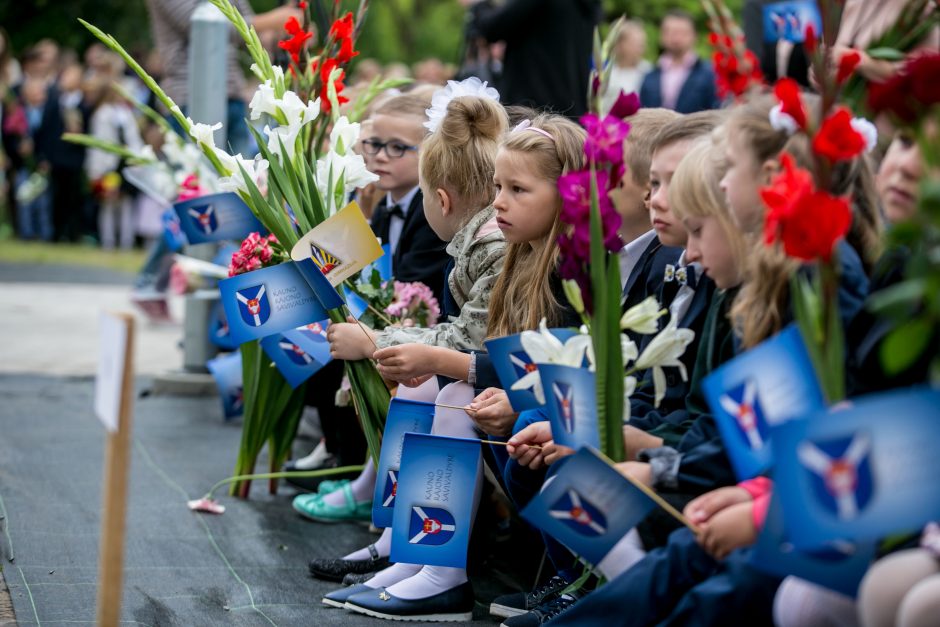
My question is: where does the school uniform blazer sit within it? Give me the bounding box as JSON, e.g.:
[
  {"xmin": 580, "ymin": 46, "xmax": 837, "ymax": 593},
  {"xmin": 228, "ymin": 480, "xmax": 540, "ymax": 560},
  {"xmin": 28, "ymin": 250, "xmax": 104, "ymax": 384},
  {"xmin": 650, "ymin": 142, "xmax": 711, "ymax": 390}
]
[
  {"xmin": 370, "ymin": 191, "xmax": 450, "ymax": 305},
  {"xmin": 639, "ymin": 58, "xmax": 721, "ymax": 114},
  {"xmin": 621, "ymin": 238, "xmax": 683, "ymax": 315}
]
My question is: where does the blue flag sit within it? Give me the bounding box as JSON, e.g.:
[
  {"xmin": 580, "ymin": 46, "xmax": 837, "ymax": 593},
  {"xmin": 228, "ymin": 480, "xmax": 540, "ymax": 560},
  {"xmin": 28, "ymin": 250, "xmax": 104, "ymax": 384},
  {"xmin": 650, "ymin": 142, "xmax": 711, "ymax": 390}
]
[
  {"xmin": 750, "ymin": 494, "xmax": 876, "ymax": 597},
  {"xmin": 360, "ymin": 243, "xmax": 392, "ymax": 282},
  {"xmin": 213, "ymin": 243, "xmax": 239, "ymax": 269},
  {"xmin": 391, "ymin": 433, "xmax": 482, "ymax": 568},
  {"xmin": 484, "ymin": 328, "xmax": 579, "ymax": 412},
  {"xmin": 218, "ymin": 263, "xmax": 329, "ymax": 345},
  {"xmin": 281, "ymin": 320, "xmax": 333, "ymax": 366},
  {"xmin": 207, "ymin": 301, "xmax": 239, "ymax": 351},
  {"xmin": 772, "ymin": 387, "xmax": 940, "ymax": 549},
  {"xmin": 539, "ymin": 364, "xmax": 600, "ymax": 450},
  {"xmin": 162, "ymin": 207, "xmax": 187, "ymax": 251},
  {"xmin": 343, "ymin": 286, "xmax": 370, "ymax": 321},
  {"xmin": 372, "ymin": 399, "xmax": 436, "ymax": 528},
  {"xmin": 521, "ymin": 447, "xmax": 656, "ymax": 566},
  {"xmin": 762, "ymin": 0, "xmax": 821, "ymax": 43},
  {"xmin": 294, "ymin": 257, "xmax": 346, "ymax": 311},
  {"xmin": 260, "ymin": 333, "xmax": 327, "ymax": 388},
  {"xmin": 702, "ymin": 325, "xmax": 826, "ymax": 480},
  {"xmin": 206, "ymin": 351, "xmax": 243, "ymax": 420},
  {"xmin": 174, "ymin": 192, "xmax": 264, "ymax": 244}
]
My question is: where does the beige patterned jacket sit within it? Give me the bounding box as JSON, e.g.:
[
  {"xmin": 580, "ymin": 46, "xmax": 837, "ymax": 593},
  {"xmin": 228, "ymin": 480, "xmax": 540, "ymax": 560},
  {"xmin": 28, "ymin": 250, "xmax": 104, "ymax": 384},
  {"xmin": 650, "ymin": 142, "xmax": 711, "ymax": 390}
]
[{"xmin": 376, "ymin": 206, "xmax": 505, "ymax": 351}]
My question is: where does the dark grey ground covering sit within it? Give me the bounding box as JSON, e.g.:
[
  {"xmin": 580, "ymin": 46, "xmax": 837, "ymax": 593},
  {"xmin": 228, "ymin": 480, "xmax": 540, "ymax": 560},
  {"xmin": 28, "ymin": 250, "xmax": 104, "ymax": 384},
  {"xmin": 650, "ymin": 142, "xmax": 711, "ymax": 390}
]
[{"xmin": 0, "ymin": 375, "xmax": 521, "ymax": 626}]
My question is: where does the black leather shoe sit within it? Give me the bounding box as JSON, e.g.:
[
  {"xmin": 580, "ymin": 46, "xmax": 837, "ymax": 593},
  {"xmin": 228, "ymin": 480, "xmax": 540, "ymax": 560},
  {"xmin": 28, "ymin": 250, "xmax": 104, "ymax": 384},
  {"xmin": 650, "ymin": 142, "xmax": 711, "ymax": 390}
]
[
  {"xmin": 308, "ymin": 544, "xmax": 390, "ymax": 582},
  {"xmin": 345, "ymin": 581, "xmax": 475, "ymax": 622},
  {"xmin": 490, "ymin": 575, "xmax": 570, "ymax": 618},
  {"xmin": 322, "ymin": 583, "xmax": 374, "ymax": 608},
  {"xmin": 343, "ymin": 571, "xmax": 376, "ymax": 586}
]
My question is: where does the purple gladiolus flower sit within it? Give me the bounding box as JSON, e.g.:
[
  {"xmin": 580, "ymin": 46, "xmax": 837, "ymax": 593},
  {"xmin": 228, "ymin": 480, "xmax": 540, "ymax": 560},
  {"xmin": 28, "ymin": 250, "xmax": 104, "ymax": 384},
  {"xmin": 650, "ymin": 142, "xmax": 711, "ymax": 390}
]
[
  {"xmin": 609, "ymin": 90, "xmax": 641, "ymax": 119},
  {"xmin": 581, "ymin": 114, "xmax": 631, "ymax": 166}
]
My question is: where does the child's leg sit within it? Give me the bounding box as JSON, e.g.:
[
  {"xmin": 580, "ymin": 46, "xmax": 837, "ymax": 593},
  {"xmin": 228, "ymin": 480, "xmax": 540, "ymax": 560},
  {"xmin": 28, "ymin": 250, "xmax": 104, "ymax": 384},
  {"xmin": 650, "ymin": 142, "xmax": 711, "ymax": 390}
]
[
  {"xmin": 15, "ymin": 171, "xmax": 34, "ymax": 239},
  {"xmin": 858, "ymin": 549, "xmax": 940, "ymax": 627},
  {"xmin": 384, "ymin": 382, "xmax": 480, "ymax": 599},
  {"xmin": 772, "ymin": 577, "xmax": 857, "ymax": 627},
  {"xmin": 118, "ymin": 195, "xmax": 135, "ymax": 250},
  {"xmin": 897, "ymin": 573, "xmax": 940, "ymax": 627},
  {"xmin": 98, "ymin": 200, "xmax": 116, "ymax": 249},
  {"xmin": 36, "ymin": 187, "xmax": 53, "ymax": 242}
]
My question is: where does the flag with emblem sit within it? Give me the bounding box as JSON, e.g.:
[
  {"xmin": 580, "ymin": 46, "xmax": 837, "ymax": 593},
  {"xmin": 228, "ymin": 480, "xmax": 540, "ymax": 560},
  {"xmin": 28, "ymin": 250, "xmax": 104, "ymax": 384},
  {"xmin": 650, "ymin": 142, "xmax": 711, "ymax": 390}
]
[
  {"xmin": 485, "ymin": 328, "xmax": 579, "ymax": 412},
  {"xmin": 206, "ymin": 352, "xmax": 244, "ymax": 420},
  {"xmin": 219, "ymin": 262, "xmax": 329, "ymax": 345},
  {"xmin": 540, "ymin": 364, "xmax": 599, "ymax": 450},
  {"xmin": 282, "ymin": 320, "xmax": 333, "ymax": 366},
  {"xmin": 161, "ymin": 208, "xmax": 187, "ymax": 251},
  {"xmin": 750, "ymin": 493, "xmax": 876, "ymax": 597},
  {"xmin": 772, "ymin": 387, "xmax": 940, "ymax": 549},
  {"xmin": 359, "ymin": 243, "xmax": 392, "ymax": 282},
  {"xmin": 703, "ymin": 325, "xmax": 826, "ymax": 480},
  {"xmin": 260, "ymin": 333, "xmax": 326, "ymax": 388},
  {"xmin": 371, "ymin": 399, "xmax": 435, "ymax": 528},
  {"xmin": 174, "ymin": 192, "xmax": 264, "ymax": 244},
  {"xmin": 294, "ymin": 257, "xmax": 345, "ymax": 310},
  {"xmin": 391, "ymin": 433, "xmax": 482, "ymax": 568},
  {"xmin": 522, "ymin": 447, "xmax": 656, "ymax": 566},
  {"xmin": 291, "ymin": 201, "xmax": 384, "ymax": 285},
  {"xmin": 208, "ymin": 301, "xmax": 239, "ymax": 351}
]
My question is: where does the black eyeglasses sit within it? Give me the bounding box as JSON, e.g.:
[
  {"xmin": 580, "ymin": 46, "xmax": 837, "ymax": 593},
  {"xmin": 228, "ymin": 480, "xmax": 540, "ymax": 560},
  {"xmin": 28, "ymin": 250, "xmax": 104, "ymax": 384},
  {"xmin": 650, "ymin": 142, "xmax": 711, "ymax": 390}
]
[{"xmin": 361, "ymin": 139, "xmax": 418, "ymax": 159}]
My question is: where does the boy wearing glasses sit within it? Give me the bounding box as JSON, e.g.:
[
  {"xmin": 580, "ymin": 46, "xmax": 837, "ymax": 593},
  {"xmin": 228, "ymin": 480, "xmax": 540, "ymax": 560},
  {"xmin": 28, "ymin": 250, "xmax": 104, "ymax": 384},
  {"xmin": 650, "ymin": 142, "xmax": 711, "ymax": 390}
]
[{"xmin": 364, "ymin": 93, "xmax": 450, "ymax": 303}]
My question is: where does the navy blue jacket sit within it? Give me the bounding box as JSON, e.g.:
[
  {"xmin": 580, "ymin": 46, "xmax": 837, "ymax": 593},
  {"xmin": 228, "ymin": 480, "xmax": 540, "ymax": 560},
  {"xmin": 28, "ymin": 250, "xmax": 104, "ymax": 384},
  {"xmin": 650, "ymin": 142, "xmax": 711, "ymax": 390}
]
[
  {"xmin": 622, "ymin": 238, "xmax": 682, "ymax": 319},
  {"xmin": 639, "ymin": 57, "xmax": 720, "ymax": 113}
]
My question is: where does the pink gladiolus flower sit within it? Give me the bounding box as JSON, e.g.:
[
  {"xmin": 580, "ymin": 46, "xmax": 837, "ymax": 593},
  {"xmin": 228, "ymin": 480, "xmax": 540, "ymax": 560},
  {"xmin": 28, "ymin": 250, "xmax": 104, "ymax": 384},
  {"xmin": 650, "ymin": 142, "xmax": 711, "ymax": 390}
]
[
  {"xmin": 609, "ymin": 91, "xmax": 641, "ymax": 119},
  {"xmin": 581, "ymin": 114, "xmax": 631, "ymax": 166}
]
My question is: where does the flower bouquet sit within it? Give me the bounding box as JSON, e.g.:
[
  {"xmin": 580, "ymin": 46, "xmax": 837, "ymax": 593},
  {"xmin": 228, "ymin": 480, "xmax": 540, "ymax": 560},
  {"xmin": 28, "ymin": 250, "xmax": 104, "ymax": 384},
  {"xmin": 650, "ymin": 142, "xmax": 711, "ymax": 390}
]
[
  {"xmin": 79, "ymin": 0, "xmax": 401, "ymax": 497},
  {"xmin": 702, "ymin": 0, "xmax": 765, "ymax": 102}
]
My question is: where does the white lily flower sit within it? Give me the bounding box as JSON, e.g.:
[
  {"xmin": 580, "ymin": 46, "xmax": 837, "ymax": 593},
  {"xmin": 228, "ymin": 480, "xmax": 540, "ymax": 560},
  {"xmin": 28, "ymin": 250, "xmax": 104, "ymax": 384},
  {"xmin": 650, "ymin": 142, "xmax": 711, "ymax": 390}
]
[
  {"xmin": 249, "ymin": 80, "xmax": 279, "ymax": 120},
  {"xmin": 620, "ymin": 296, "xmax": 666, "ymax": 334},
  {"xmin": 264, "ymin": 121, "xmax": 303, "ymax": 162},
  {"xmin": 511, "ymin": 319, "xmax": 592, "ymax": 404},
  {"xmin": 330, "ymin": 116, "xmax": 360, "ymax": 156},
  {"xmin": 623, "ymin": 375, "xmax": 637, "ymax": 423},
  {"xmin": 633, "ymin": 315, "xmax": 695, "ymax": 408},
  {"xmin": 188, "ymin": 120, "xmax": 222, "ymax": 149}
]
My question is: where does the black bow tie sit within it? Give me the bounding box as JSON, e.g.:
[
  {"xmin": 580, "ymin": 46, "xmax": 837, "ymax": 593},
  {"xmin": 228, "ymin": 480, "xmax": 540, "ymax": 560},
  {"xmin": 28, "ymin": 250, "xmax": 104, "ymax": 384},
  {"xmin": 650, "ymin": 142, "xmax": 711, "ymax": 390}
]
[
  {"xmin": 664, "ymin": 263, "xmax": 697, "ymax": 289},
  {"xmin": 387, "ymin": 204, "xmax": 406, "ymax": 219}
]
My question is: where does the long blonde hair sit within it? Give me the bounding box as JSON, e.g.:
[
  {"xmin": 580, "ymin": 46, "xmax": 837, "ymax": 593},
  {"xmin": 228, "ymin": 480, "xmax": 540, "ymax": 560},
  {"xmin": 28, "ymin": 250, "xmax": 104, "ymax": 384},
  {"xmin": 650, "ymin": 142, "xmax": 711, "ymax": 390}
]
[
  {"xmin": 669, "ymin": 136, "xmax": 748, "ymax": 284},
  {"xmin": 419, "ymin": 95, "xmax": 508, "ymax": 216},
  {"xmin": 486, "ymin": 114, "xmax": 586, "ymax": 337},
  {"xmin": 727, "ymin": 94, "xmax": 882, "ymax": 347}
]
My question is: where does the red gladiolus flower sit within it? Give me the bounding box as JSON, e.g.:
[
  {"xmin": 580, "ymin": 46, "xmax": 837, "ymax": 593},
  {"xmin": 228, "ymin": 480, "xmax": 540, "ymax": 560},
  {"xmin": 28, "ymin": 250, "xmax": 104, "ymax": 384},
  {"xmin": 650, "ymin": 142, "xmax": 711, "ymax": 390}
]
[
  {"xmin": 316, "ymin": 57, "xmax": 349, "ymax": 113},
  {"xmin": 329, "ymin": 12, "xmax": 360, "ymax": 64},
  {"xmin": 279, "ymin": 16, "xmax": 313, "ymax": 64},
  {"xmin": 774, "ymin": 78, "xmax": 807, "ymax": 130},
  {"xmin": 868, "ymin": 52, "xmax": 940, "ymax": 124},
  {"xmin": 804, "ymin": 24, "xmax": 817, "ymax": 55},
  {"xmin": 836, "ymin": 50, "xmax": 861, "ymax": 85},
  {"xmin": 298, "ymin": 0, "xmax": 307, "ymax": 8},
  {"xmin": 760, "ymin": 154, "xmax": 851, "ymax": 262},
  {"xmin": 813, "ymin": 107, "xmax": 866, "ymax": 162},
  {"xmin": 709, "ymin": 32, "xmax": 764, "ymax": 100}
]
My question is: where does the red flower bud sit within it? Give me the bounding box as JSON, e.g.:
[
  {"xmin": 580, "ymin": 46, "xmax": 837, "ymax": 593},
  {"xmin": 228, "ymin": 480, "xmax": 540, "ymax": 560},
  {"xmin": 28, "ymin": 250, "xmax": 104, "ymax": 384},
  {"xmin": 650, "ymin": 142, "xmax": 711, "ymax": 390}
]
[{"xmin": 836, "ymin": 50, "xmax": 861, "ymax": 85}]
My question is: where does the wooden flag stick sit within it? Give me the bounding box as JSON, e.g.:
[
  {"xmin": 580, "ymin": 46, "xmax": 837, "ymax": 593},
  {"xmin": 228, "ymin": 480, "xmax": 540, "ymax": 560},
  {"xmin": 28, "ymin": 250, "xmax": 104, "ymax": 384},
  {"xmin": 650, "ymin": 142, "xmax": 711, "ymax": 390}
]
[
  {"xmin": 619, "ymin": 468, "xmax": 698, "ymax": 533},
  {"xmin": 481, "ymin": 440, "xmax": 543, "ymax": 451},
  {"xmin": 435, "ymin": 402, "xmax": 473, "ymax": 412},
  {"xmin": 96, "ymin": 313, "xmax": 135, "ymax": 627}
]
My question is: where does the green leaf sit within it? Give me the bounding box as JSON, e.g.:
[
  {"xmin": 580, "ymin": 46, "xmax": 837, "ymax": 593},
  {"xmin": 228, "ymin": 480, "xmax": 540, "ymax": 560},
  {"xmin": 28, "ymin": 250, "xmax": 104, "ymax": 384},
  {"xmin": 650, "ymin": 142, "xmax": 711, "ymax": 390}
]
[
  {"xmin": 866, "ymin": 279, "xmax": 926, "ymax": 315},
  {"xmin": 880, "ymin": 317, "xmax": 934, "ymax": 375},
  {"xmin": 865, "ymin": 47, "xmax": 906, "ymax": 61}
]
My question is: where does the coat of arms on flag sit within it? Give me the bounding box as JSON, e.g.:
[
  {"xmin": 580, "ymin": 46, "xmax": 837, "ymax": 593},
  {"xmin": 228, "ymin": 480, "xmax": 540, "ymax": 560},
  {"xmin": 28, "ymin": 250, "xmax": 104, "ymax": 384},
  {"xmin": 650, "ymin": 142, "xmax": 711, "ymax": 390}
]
[
  {"xmin": 798, "ymin": 433, "xmax": 875, "ymax": 521},
  {"xmin": 719, "ymin": 379, "xmax": 770, "ymax": 451},
  {"xmin": 549, "ymin": 489, "xmax": 607, "ymax": 537},
  {"xmin": 229, "ymin": 386, "xmax": 244, "ymax": 413},
  {"xmin": 299, "ymin": 321, "xmax": 328, "ymax": 342},
  {"xmin": 187, "ymin": 203, "xmax": 218, "ymax": 235},
  {"xmin": 235, "ymin": 285, "xmax": 271, "ymax": 327},
  {"xmin": 409, "ymin": 506, "xmax": 456, "ymax": 545},
  {"xmin": 310, "ymin": 242, "xmax": 343, "ymax": 276},
  {"xmin": 510, "ymin": 351, "xmax": 537, "ymax": 380},
  {"xmin": 381, "ymin": 469, "xmax": 398, "ymax": 508},
  {"xmin": 553, "ymin": 382, "xmax": 575, "ymax": 434},
  {"xmin": 279, "ymin": 340, "xmax": 313, "ymax": 365}
]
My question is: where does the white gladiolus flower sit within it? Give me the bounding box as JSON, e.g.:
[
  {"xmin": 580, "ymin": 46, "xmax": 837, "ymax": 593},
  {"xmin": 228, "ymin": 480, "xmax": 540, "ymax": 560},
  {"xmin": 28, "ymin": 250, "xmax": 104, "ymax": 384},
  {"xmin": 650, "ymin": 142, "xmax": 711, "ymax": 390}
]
[
  {"xmin": 264, "ymin": 122, "xmax": 302, "ymax": 161},
  {"xmin": 330, "ymin": 116, "xmax": 360, "ymax": 155},
  {"xmin": 620, "ymin": 296, "xmax": 666, "ymax": 335},
  {"xmin": 212, "ymin": 147, "xmax": 239, "ymax": 174},
  {"xmin": 317, "ymin": 151, "xmax": 379, "ymax": 202},
  {"xmin": 510, "ymin": 319, "xmax": 592, "ymax": 404},
  {"xmin": 188, "ymin": 120, "xmax": 222, "ymax": 148},
  {"xmin": 623, "ymin": 375, "xmax": 638, "ymax": 422},
  {"xmin": 621, "ymin": 334, "xmax": 639, "ymax": 364},
  {"xmin": 277, "ymin": 91, "xmax": 320, "ymax": 127},
  {"xmin": 248, "ymin": 80, "xmax": 279, "ymax": 120},
  {"xmin": 219, "ymin": 155, "xmax": 269, "ymax": 195},
  {"xmin": 633, "ymin": 315, "xmax": 695, "ymax": 408}
]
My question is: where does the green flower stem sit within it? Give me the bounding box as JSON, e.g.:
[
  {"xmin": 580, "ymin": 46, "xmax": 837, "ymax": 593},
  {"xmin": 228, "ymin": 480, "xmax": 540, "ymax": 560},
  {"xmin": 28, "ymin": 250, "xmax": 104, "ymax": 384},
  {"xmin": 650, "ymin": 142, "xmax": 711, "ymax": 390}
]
[
  {"xmin": 61, "ymin": 133, "xmax": 155, "ymax": 164},
  {"xmin": 203, "ymin": 465, "xmax": 364, "ymax": 499}
]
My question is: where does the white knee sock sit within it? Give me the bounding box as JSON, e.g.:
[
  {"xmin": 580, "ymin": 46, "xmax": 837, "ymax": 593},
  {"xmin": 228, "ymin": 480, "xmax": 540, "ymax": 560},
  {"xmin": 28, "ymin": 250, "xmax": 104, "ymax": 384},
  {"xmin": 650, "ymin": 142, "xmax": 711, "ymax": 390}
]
[
  {"xmin": 432, "ymin": 382, "xmax": 479, "ymax": 439},
  {"xmin": 363, "ymin": 562, "xmax": 424, "ymax": 589},
  {"xmin": 386, "ymin": 565, "xmax": 469, "ymax": 600},
  {"xmin": 343, "ymin": 527, "xmax": 393, "ymax": 561},
  {"xmin": 395, "ymin": 376, "xmax": 441, "ymax": 403}
]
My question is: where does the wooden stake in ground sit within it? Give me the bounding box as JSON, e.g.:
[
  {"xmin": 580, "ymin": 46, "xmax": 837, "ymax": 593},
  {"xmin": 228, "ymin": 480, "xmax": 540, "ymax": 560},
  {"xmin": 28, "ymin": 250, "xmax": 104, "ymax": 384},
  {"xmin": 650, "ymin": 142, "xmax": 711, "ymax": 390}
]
[{"xmin": 93, "ymin": 312, "xmax": 135, "ymax": 627}]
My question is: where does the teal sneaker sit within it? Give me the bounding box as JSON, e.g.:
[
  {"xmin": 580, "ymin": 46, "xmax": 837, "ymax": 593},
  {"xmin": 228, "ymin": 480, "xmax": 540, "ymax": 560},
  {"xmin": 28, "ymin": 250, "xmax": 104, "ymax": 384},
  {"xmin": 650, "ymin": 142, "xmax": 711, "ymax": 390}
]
[
  {"xmin": 292, "ymin": 482, "xmax": 372, "ymax": 523},
  {"xmin": 317, "ymin": 478, "xmax": 351, "ymax": 495}
]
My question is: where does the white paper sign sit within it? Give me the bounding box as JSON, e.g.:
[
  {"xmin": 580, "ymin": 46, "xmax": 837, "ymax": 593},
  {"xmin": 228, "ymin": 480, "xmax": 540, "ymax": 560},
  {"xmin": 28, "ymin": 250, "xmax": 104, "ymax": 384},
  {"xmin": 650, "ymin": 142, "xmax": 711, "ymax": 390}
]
[{"xmin": 94, "ymin": 312, "xmax": 129, "ymax": 432}]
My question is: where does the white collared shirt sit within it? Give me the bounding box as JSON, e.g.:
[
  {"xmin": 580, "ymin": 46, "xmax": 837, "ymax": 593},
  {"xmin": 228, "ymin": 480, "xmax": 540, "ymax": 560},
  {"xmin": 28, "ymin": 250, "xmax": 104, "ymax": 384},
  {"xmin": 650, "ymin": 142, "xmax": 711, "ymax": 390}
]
[
  {"xmin": 620, "ymin": 230, "xmax": 658, "ymax": 293},
  {"xmin": 669, "ymin": 250, "xmax": 703, "ymax": 324},
  {"xmin": 387, "ymin": 186, "xmax": 420, "ymax": 255}
]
